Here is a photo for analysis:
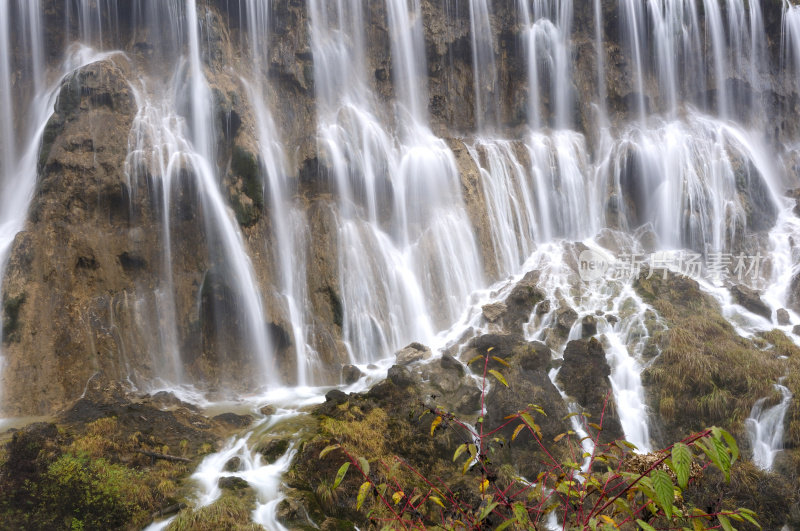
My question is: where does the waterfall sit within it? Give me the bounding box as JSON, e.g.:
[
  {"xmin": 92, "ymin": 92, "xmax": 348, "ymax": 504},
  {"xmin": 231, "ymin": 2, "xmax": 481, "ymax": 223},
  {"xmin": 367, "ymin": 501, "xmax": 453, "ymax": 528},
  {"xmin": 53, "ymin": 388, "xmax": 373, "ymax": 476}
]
[
  {"xmin": 469, "ymin": 0, "xmax": 498, "ymax": 130},
  {"xmin": 746, "ymin": 384, "xmax": 792, "ymax": 471},
  {"xmin": 308, "ymin": 0, "xmax": 483, "ymax": 363},
  {"xmin": 519, "ymin": 0, "xmax": 573, "ymax": 129},
  {"xmin": 1, "ymin": 2, "xmax": 800, "ymax": 516}
]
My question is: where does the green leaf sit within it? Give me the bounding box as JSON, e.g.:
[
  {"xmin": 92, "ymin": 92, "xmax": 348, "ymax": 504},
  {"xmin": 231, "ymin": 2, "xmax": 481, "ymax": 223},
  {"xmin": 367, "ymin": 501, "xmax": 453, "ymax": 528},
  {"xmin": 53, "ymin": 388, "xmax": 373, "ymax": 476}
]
[
  {"xmin": 478, "ymin": 501, "xmax": 499, "ymax": 521},
  {"xmin": 636, "ymin": 520, "xmax": 657, "ymax": 531},
  {"xmin": 713, "ymin": 427, "xmax": 739, "ymax": 464},
  {"xmin": 453, "ymin": 443, "xmax": 468, "ymax": 462},
  {"xmin": 696, "ymin": 440, "xmax": 723, "ymax": 475},
  {"xmin": 652, "ymin": 470, "xmax": 674, "ymax": 518},
  {"xmin": 712, "ymin": 437, "xmax": 732, "ymax": 481},
  {"xmin": 319, "ymin": 444, "xmax": 340, "ymax": 459},
  {"xmin": 718, "ymin": 514, "xmax": 735, "ymax": 531},
  {"xmin": 356, "ymin": 481, "xmax": 371, "ymax": 510},
  {"xmin": 333, "ymin": 462, "xmax": 350, "ymax": 489},
  {"xmin": 671, "ymin": 442, "xmax": 692, "ymax": 490},
  {"xmin": 468, "ymin": 355, "xmax": 484, "ymax": 365},
  {"xmin": 513, "ymin": 501, "xmax": 531, "ymax": 526},
  {"xmin": 357, "ymin": 456, "xmax": 370, "ymax": 477},
  {"xmin": 736, "ymin": 509, "xmax": 760, "ymax": 529},
  {"xmin": 488, "ymin": 369, "xmax": 508, "ymax": 387},
  {"xmin": 495, "ymin": 519, "xmax": 516, "ymax": 531}
]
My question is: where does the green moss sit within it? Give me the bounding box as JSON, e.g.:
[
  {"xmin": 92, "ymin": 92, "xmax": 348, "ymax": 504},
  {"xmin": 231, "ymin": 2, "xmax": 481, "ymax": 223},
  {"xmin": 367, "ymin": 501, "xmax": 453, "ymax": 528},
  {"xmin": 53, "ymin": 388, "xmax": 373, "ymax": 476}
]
[
  {"xmin": 2, "ymin": 293, "xmax": 26, "ymax": 344},
  {"xmin": 231, "ymin": 146, "xmax": 264, "ymax": 211},
  {"xmin": 167, "ymin": 491, "xmax": 262, "ymax": 531},
  {"xmin": 38, "ymin": 453, "xmax": 155, "ymax": 529},
  {"xmin": 635, "ymin": 274, "xmax": 784, "ymax": 440},
  {"xmin": 327, "ymin": 287, "xmax": 343, "ymax": 329}
]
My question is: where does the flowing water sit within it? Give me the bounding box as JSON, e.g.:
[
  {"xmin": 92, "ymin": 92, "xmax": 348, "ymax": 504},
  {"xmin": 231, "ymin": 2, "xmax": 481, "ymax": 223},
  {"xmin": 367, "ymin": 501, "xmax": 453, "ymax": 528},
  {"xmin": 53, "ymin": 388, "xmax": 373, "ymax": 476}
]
[
  {"xmin": 746, "ymin": 383, "xmax": 792, "ymax": 470},
  {"xmin": 2, "ymin": 0, "xmax": 800, "ymax": 525}
]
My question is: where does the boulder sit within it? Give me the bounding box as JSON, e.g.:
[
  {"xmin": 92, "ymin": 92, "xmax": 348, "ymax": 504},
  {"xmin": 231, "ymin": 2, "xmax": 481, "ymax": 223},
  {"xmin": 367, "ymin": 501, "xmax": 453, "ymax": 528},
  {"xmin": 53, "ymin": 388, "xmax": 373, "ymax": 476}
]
[
  {"xmin": 342, "ymin": 364, "xmax": 362, "ymax": 384},
  {"xmin": 218, "ymin": 476, "xmax": 250, "ymax": 491},
  {"xmin": 482, "ymin": 302, "xmax": 507, "ymax": 323},
  {"xmin": 395, "ymin": 342, "xmax": 432, "ymax": 365},
  {"xmin": 556, "ymin": 306, "xmax": 578, "ymax": 333},
  {"xmin": 777, "ymin": 308, "xmax": 791, "ymax": 326},
  {"xmin": 557, "ymin": 338, "xmax": 623, "ymax": 441},
  {"xmin": 730, "ymin": 284, "xmax": 771, "ymax": 320},
  {"xmin": 212, "ymin": 413, "xmax": 253, "ymax": 429},
  {"xmin": 581, "ymin": 315, "xmax": 598, "ymax": 337}
]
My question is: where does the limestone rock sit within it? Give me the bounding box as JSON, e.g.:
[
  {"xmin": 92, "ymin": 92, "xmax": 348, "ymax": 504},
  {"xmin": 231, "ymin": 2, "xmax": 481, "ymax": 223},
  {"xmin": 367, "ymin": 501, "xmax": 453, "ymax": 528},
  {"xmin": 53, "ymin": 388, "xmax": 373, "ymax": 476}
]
[
  {"xmin": 581, "ymin": 315, "xmax": 598, "ymax": 337},
  {"xmin": 482, "ymin": 302, "xmax": 507, "ymax": 323},
  {"xmin": 557, "ymin": 338, "xmax": 623, "ymax": 441},
  {"xmin": 342, "ymin": 364, "xmax": 362, "ymax": 384},
  {"xmin": 730, "ymin": 284, "xmax": 771, "ymax": 320},
  {"xmin": 777, "ymin": 308, "xmax": 791, "ymax": 326},
  {"xmin": 395, "ymin": 342, "xmax": 432, "ymax": 365}
]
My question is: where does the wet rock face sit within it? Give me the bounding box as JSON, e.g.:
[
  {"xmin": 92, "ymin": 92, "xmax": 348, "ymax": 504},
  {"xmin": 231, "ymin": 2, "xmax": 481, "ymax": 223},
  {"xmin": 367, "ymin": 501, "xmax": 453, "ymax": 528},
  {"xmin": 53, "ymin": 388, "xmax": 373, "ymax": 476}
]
[
  {"xmin": 557, "ymin": 338, "xmax": 623, "ymax": 441},
  {"xmin": 729, "ymin": 284, "xmax": 772, "ymax": 320},
  {"xmin": 0, "ymin": 58, "xmax": 143, "ymax": 416}
]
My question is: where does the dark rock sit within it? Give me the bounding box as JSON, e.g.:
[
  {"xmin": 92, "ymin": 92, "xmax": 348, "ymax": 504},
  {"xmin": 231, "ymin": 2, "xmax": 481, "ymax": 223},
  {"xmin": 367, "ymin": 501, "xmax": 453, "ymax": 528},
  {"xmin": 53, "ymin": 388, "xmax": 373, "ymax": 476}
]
[
  {"xmin": 439, "ymin": 353, "xmax": 463, "ymax": 372},
  {"xmin": 536, "ymin": 299, "xmax": 551, "ymax": 314},
  {"xmin": 461, "ymin": 333, "xmax": 524, "ymax": 362},
  {"xmin": 556, "ymin": 306, "xmax": 578, "ymax": 332},
  {"xmin": 730, "ymin": 284, "xmax": 771, "ymax": 320},
  {"xmin": 259, "ymin": 405, "xmax": 277, "ymax": 416},
  {"xmin": 606, "ymin": 314, "xmax": 619, "ymax": 325},
  {"xmin": 224, "ymin": 457, "xmax": 242, "ymax": 472},
  {"xmin": 793, "ymin": 325, "xmax": 800, "ymax": 336},
  {"xmin": 777, "ymin": 308, "xmax": 791, "ymax": 326},
  {"xmin": 218, "ymin": 476, "xmax": 250, "ymax": 490},
  {"xmin": 581, "ymin": 315, "xmax": 598, "ymax": 337},
  {"xmin": 324, "ymin": 389, "xmax": 348, "ymax": 405},
  {"xmin": 557, "ymin": 338, "xmax": 623, "ymax": 441},
  {"xmin": 257, "ymin": 438, "xmax": 290, "ymax": 463},
  {"xmin": 387, "ymin": 365, "xmax": 415, "ymax": 388},
  {"xmin": 503, "ymin": 271, "xmax": 545, "ymax": 331},
  {"xmin": 212, "ymin": 413, "xmax": 253, "ymax": 429},
  {"xmin": 517, "ymin": 341, "xmax": 552, "ymax": 371},
  {"xmin": 342, "ymin": 364, "xmax": 362, "ymax": 384}
]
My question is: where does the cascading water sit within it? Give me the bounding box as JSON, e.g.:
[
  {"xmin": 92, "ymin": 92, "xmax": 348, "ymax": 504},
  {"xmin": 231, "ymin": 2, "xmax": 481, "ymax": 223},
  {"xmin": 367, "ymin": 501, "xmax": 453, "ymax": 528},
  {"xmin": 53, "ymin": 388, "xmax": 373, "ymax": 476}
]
[
  {"xmin": 308, "ymin": 0, "xmax": 483, "ymax": 363},
  {"xmin": 746, "ymin": 384, "xmax": 792, "ymax": 470}
]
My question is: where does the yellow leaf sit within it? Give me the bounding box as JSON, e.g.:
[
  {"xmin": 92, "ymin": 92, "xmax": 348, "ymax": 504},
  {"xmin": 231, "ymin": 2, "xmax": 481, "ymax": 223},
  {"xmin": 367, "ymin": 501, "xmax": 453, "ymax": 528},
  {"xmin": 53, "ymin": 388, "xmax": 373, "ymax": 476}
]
[
  {"xmin": 468, "ymin": 355, "xmax": 484, "ymax": 365},
  {"xmin": 554, "ymin": 433, "xmax": 566, "ymax": 442},
  {"xmin": 453, "ymin": 443, "xmax": 468, "ymax": 462},
  {"xmin": 430, "ymin": 415, "xmax": 442, "ymax": 436},
  {"xmin": 512, "ymin": 424, "xmax": 525, "ymax": 441},
  {"xmin": 356, "ymin": 481, "xmax": 371, "ymax": 510},
  {"xmin": 589, "ymin": 422, "xmax": 602, "ymax": 431},
  {"xmin": 319, "ymin": 444, "xmax": 340, "ymax": 458},
  {"xmin": 479, "ymin": 479, "xmax": 489, "ymax": 493},
  {"xmin": 430, "ymin": 495, "xmax": 445, "ymax": 508},
  {"xmin": 491, "ymin": 356, "xmax": 510, "ymax": 367},
  {"xmin": 487, "ymin": 347, "xmax": 495, "ymax": 352},
  {"xmin": 600, "ymin": 515, "xmax": 617, "ymax": 527},
  {"xmin": 488, "ymin": 369, "xmax": 508, "ymax": 387},
  {"xmin": 392, "ymin": 491, "xmax": 405, "ymax": 505}
]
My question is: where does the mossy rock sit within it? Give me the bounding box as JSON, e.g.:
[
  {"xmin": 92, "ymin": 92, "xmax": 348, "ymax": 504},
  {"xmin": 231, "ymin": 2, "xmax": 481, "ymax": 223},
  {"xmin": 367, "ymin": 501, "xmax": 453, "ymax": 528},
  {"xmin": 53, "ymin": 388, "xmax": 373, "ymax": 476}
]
[
  {"xmin": 167, "ymin": 490, "xmax": 262, "ymax": 531},
  {"xmin": 2, "ymin": 292, "xmax": 26, "ymax": 344}
]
